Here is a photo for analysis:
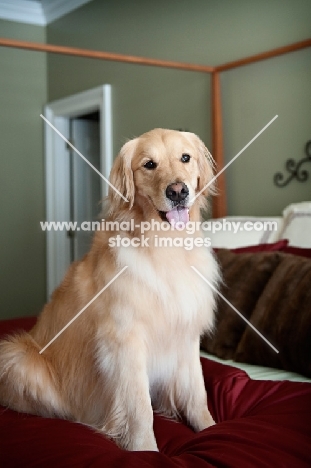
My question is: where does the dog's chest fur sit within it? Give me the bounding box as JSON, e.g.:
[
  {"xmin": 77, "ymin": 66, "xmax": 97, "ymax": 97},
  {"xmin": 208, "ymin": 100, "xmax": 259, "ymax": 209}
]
[{"xmin": 115, "ymin": 242, "xmax": 218, "ymax": 333}]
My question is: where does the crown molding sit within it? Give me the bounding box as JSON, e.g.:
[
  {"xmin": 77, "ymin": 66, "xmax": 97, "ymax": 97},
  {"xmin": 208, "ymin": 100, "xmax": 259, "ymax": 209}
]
[
  {"xmin": 42, "ymin": 0, "xmax": 92, "ymax": 25},
  {"xmin": 0, "ymin": 0, "xmax": 92, "ymax": 26},
  {"xmin": 0, "ymin": 0, "xmax": 45, "ymax": 25}
]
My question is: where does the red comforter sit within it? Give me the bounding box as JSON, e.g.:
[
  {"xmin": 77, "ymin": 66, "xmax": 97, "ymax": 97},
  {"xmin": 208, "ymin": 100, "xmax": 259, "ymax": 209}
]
[{"xmin": 0, "ymin": 317, "xmax": 310, "ymax": 467}]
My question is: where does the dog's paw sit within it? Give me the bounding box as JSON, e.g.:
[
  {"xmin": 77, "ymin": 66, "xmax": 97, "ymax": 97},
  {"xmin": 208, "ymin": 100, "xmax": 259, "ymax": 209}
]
[
  {"xmin": 128, "ymin": 433, "xmax": 159, "ymax": 452},
  {"xmin": 192, "ymin": 409, "xmax": 216, "ymax": 432},
  {"xmin": 205, "ymin": 415, "xmax": 216, "ymax": 428}
]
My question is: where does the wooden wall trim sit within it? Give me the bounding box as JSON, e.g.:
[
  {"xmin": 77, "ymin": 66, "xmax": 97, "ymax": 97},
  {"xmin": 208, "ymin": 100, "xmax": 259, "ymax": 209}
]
[
  {"xmin": 0, "ymin": 37, "xmax": 215, "ymax": 73},
  {"xmin": 215, "ymin": 38, "xmax": 311, "ymax": 72}
]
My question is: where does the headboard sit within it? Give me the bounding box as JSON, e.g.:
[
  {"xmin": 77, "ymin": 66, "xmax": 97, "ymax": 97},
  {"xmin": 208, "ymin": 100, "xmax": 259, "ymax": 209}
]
[{"xmin": 0, "ymin": 36, "xmax": 310, "ymax": 218}]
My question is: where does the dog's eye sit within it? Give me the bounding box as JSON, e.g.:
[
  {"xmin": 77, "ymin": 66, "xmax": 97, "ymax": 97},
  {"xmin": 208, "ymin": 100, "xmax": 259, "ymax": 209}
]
[
  {"xmin": 144, "ymin": 160, "xmax": 157, "ymax": 170},
  {"xmin": 181, "ymin": 154, "xmax": 191, "ymax": 163}
]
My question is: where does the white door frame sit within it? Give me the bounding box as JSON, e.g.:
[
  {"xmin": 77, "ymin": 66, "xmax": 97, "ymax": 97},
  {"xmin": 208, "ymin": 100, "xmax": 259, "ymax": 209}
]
[{"xmin": 44, "ymin": 85, "xmax": 112, "ymax": 298}]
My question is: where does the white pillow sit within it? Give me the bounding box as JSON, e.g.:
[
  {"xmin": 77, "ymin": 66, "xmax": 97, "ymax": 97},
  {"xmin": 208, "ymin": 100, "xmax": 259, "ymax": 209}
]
[
  {"xmin": 205, "ymin": 216, "xmax": 283, "ymax": 249},
  {"xmin": 279, "ymin": 202, "xmax": 311, "ymax": 248}
]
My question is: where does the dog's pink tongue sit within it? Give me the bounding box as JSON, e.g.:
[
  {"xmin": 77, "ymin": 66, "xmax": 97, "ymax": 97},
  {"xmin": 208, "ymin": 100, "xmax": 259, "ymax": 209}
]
[{"xmin": 166, "ymin": 207, "xmax": 189, "ymax": 226}]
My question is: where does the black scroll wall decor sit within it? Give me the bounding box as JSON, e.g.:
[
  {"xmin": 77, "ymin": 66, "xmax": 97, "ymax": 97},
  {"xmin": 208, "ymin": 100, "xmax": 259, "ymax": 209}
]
[{"xmin": 274, "ymin": 140, "xmax": 311, "ymax": 187}]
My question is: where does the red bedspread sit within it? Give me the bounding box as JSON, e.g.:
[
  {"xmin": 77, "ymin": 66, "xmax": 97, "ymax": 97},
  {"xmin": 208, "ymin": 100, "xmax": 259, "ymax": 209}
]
[{"xmin": 0, "ymin": 317, "xmax": 310, "ymax": 467}]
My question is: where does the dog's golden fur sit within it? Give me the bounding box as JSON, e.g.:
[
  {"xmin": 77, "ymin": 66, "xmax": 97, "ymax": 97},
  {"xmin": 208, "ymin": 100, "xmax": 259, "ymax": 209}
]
[{"xmin": 0, "ymin": 129, "xmax": 219, "ymax": 451}]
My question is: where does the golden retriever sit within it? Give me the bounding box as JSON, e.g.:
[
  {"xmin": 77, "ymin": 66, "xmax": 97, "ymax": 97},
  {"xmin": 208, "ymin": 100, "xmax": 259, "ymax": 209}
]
[{"xmin": 0, "ymin": 128, "xmax": 219, "ymax": 451}]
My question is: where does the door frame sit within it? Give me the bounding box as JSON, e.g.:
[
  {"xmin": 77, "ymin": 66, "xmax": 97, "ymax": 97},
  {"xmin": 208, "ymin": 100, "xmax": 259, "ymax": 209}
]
[{"xmin": 44, "ymin": 85, "xmax": 112, "ymax": 298}]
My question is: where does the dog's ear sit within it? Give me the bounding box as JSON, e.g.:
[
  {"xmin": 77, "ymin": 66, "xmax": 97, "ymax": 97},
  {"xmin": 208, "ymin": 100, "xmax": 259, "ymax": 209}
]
[
  {"xmin": 108, "ymin": 139, "xmax": 137, "ymax": 213},
  {"xmin": 181, "ymin": 132, "xmax": 216, "ymax": 196}
]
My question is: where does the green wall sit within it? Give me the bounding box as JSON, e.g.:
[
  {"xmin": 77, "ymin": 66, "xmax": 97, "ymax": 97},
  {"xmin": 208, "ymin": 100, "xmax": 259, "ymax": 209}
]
[
  {"xmin": 47, "ymin": 0, "xmax": 311, "ymax": 216},
  {"xmin": 46, "ymin": 1, "xmax": 212, "ymax": 152},
  {"xmin": 222, "ymin": 49, "xmax": 311, "ymax": 216},
  {"xmin": 0, "ymin": 20, "xmax": 47, "ymax": 319}
]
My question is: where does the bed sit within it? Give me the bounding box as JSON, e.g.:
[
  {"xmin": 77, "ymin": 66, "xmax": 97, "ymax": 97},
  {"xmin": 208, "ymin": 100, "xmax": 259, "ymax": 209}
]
[
  {"xmin": 1, "ymin": 202, "xmax": 311, "ymax": 467},
  {"xmin": 1, "ymin": 313, "xmax": 311, "ymax": 467}
]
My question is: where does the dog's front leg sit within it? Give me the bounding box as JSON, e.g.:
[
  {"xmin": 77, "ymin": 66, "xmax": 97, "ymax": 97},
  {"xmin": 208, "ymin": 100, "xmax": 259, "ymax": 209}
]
[
  {"xmin": 98, "ymin": 338, "xmax": 158, "ymax": 452},
  {"xmin": 177, "ymin": 341, "xmax": 215, "ymax": 432},
  {"xmin": 124, "ymin": 374, "xmax": 158, "ymax": 452}
]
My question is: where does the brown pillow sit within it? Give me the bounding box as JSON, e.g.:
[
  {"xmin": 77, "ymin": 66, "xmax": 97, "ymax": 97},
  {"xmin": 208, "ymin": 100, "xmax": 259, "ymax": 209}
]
[
  {"xmin": 235, "ymin": 254, "xmax": 311, "ymax": 377},
  {"xmin": 201, "ymin": 249, "xmax": 283, "ymax": 359}
]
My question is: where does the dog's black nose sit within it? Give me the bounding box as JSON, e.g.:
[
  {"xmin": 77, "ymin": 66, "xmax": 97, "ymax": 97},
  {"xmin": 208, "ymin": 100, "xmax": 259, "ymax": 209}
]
[{"xmin": 166, "ymin": 182, "xmax": 189, "ymax": 203}]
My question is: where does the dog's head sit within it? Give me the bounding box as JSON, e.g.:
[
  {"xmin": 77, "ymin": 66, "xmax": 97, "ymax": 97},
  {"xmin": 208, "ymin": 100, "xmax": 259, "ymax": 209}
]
[{"xmin": 108, "ymin": 129, "xmax": 216, "ymax": 223}]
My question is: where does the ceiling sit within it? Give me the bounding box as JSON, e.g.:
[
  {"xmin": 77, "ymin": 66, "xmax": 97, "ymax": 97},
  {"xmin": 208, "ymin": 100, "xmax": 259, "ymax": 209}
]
[{"xmin": 0, "ymin": 0, "xmax": 93, "ymax": 26}]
